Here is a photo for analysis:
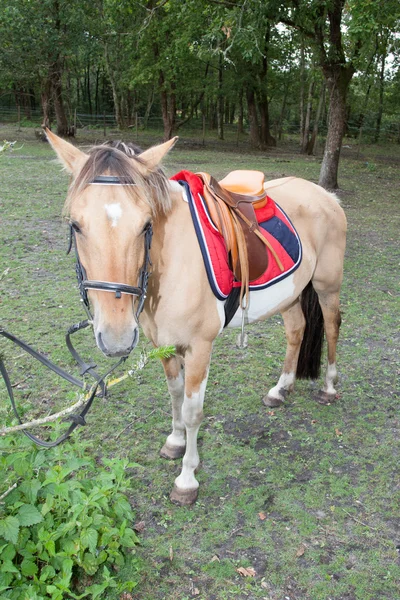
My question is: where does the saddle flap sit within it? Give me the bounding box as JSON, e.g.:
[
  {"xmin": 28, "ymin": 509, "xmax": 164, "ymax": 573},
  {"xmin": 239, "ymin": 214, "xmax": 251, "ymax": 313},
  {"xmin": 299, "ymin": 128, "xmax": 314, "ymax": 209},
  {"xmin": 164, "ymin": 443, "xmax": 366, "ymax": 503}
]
[{"xmin": 197, "ymin": 172, "xmax": 269, "ymax": 285}]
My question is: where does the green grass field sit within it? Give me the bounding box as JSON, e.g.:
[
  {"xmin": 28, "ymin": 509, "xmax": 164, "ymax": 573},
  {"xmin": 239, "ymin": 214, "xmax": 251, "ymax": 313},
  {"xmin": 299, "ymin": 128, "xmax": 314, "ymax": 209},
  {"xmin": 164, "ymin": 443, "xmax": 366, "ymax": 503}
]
[{"xmin": 1, "ymin": 125, "xmax": 399, "ymax": 600}]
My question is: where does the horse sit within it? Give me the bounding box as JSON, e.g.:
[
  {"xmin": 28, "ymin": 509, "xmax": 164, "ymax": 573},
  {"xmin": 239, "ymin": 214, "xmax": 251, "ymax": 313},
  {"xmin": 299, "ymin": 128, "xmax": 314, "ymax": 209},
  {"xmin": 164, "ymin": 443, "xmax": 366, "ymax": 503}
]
[{"xmin": 46, "ymin": 130, "xmax": 347, "ymax": 506}]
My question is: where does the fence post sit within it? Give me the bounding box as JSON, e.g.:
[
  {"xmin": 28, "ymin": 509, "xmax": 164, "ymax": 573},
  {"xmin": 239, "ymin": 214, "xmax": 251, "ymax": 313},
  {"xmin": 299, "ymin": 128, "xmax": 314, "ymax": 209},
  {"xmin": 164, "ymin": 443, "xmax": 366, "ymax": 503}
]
[
  {"xmin": 135, "ymin": 112, "xmax": 138, "ymax": 141},
  {"xmin": 103, "ymin": 112, "xmax": 106, "ymax": 137},
  {"xmin": 17, "ymin": 105, "xmax": 21, "ymax": 131}
]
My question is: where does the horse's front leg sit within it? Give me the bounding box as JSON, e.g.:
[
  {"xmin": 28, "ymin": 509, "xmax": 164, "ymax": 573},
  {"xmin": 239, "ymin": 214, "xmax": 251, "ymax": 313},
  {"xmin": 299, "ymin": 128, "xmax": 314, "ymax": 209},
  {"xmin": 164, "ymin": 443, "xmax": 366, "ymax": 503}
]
[
  {"xmin": 160, "ymin": 355, "xmax": 186, "ymax": 460},
  {"xmin": 170, "ymin": 341, "xmax": 212, "ymax": 506}
]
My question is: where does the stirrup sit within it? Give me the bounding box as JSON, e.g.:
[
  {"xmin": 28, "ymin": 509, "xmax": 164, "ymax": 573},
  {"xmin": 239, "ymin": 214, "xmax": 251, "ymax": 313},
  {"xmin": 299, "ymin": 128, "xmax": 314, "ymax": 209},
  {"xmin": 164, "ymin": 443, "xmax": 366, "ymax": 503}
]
[{"xmin": 236, "ymin": 297, "xmax": 248, "ymax": 349}]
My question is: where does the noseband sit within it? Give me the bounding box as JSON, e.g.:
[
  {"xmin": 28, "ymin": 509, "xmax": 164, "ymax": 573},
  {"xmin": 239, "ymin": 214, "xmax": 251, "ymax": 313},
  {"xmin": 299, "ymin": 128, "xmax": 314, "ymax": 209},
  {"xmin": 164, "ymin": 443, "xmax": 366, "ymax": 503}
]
[{"xmin": 67, "ymin": 175, "xmax": 153, "ymax": 331}]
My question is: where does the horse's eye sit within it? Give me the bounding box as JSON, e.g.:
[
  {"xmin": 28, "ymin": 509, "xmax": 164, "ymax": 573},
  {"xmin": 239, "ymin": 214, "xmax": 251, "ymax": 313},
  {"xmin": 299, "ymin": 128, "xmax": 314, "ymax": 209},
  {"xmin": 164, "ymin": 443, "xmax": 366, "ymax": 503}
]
[
  {"xmin": 71, "ymin": 221, "xmax": 81, "ymax": 234},
  {"xmin": 142, "ymin": 221, "xmax": 151, "ymax": 234}
]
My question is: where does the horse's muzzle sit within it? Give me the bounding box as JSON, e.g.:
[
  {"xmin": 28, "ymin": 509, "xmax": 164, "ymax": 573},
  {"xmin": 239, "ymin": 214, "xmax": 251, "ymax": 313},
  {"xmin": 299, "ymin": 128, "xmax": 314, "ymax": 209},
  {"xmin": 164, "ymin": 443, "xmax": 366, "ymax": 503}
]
[{"xmin": 96, "ymin": 327, "xmax": 139, "ymax": 358}]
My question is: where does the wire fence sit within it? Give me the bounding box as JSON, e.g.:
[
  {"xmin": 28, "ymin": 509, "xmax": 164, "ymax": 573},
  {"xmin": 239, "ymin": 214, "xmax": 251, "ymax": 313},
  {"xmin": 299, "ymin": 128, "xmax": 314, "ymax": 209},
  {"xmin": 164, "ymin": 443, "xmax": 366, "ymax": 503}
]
[{"xmin": 1, "ymin": 106, "xmax": 399, "ymax": 144}]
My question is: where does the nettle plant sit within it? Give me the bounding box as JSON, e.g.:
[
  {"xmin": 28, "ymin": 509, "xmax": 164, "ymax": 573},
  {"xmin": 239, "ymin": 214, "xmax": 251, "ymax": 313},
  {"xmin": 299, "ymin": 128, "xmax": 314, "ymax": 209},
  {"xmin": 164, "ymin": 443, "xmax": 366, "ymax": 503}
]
[{"xmin": 0, "ymin": 435, "xmax": 140, "ymax": 600}]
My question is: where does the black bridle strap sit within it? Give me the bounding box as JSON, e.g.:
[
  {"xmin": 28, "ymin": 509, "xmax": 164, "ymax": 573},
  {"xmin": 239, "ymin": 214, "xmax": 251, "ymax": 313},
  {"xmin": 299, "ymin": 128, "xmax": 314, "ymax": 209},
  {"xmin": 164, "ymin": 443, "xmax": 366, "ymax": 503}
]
[
  {"xmin": 0, "ymin": 323, "xmax": 126, "ymax": 447},
  {"xmin": 90, "ymin": 175, "xmax": 136, "ymax": 185},
  {"xmin": 0, "ymin": 328, "xmax": 84, "ymax": 389},
  {"xmin": 83, "ymin": 281, "xmax": 143, "ymax": 298}
]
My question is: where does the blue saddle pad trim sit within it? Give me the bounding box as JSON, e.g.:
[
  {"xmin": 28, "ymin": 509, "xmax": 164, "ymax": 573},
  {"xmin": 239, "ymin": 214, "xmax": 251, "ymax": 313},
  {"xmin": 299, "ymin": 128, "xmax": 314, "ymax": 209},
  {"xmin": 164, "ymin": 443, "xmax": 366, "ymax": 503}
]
[{"xmin": 259, "ymin": 216, "xmax": 300, "ymax": 264}]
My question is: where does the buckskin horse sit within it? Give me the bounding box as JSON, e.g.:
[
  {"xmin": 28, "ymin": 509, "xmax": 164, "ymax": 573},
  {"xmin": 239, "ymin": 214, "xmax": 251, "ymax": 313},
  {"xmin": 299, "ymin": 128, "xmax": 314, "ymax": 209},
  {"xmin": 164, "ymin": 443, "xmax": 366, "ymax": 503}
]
[{"xmin": 46, "ymin": 130, "xmax": 347, "ymax": 505}]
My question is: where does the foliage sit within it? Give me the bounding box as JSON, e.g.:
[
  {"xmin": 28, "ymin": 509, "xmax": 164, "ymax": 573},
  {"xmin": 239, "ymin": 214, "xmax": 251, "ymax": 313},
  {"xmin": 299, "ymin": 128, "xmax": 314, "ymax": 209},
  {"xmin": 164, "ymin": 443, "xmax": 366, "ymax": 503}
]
[
  {"xmin": 0, "ymin": 141, "xmax": 16, "ymax": 155},
  {"xmin": 0, "ymin": 435, "xmax": 140, "ymax": 599}
]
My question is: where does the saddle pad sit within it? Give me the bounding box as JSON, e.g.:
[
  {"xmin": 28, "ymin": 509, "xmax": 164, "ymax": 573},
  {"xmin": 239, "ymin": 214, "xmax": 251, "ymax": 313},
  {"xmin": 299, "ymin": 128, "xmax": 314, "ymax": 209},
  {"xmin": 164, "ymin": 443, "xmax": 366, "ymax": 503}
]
[{"xmin": 171, "ymin": 170, "xmax": 302, "ymax": 301}]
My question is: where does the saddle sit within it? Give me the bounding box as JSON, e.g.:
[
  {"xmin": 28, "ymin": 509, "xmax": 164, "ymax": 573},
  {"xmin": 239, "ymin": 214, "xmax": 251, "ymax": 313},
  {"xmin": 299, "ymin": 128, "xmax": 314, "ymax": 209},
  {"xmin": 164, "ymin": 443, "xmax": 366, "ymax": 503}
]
[{"xmin": 196, "ymin": 170, "xmax": 284, "ymax": 305}]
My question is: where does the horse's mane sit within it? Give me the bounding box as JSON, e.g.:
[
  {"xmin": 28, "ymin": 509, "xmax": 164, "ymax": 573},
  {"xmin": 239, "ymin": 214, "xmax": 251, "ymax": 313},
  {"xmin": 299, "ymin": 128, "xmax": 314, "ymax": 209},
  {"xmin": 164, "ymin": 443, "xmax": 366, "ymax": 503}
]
[{"xmin": 64, "ymin": 140, "xmax": 172, "ymax": 215}]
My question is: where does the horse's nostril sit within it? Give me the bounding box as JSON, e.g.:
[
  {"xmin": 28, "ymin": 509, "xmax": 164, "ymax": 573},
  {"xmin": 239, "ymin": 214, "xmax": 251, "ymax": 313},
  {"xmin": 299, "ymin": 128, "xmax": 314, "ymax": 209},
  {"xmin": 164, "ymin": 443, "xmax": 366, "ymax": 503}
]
[{"xmin": 97, "ymin": 332, "xmax": 108, "ymax": 354}]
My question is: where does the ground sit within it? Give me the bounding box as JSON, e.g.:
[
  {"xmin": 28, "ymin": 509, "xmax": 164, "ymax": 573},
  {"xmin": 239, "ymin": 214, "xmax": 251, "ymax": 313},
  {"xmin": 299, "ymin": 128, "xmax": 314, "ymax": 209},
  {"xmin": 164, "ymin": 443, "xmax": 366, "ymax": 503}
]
[{"xmin": 0, "ymin": 126, "xmax": 399, "ymax": 600}]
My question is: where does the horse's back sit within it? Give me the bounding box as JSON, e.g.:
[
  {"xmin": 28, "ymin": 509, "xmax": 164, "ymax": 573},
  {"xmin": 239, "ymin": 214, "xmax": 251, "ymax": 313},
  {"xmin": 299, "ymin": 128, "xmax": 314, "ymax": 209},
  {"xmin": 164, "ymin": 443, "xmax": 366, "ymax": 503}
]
[{"xmin": 264, "ymin": 177, "xmax": 347, "ymax": 245}]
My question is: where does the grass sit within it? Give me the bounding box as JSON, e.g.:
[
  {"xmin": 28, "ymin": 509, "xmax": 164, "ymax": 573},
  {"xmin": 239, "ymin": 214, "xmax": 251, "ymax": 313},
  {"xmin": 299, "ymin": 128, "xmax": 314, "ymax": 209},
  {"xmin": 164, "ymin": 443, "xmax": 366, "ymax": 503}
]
[{"xmin": 1, "ymin": 124, "xmax": 400, "ymax": 600}]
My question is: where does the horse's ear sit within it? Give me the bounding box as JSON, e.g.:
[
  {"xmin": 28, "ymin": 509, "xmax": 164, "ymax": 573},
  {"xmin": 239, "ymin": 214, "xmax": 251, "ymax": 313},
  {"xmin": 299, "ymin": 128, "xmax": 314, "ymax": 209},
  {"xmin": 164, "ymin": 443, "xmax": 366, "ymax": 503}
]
[
  {"xmin": 45, "ymin": 128, "xmax": 88, "ymax": 174},
  {"xmin": 139, "ymin": 136, "xmax": 178, "ymax": 171}
]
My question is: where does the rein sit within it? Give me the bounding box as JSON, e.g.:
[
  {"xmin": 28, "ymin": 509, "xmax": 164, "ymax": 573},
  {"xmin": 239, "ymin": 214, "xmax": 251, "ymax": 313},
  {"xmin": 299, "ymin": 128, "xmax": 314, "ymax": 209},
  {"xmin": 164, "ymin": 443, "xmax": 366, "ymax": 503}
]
[{"xmin": 0, "ymin": 175, "xmax": 153, "ymax": 447}]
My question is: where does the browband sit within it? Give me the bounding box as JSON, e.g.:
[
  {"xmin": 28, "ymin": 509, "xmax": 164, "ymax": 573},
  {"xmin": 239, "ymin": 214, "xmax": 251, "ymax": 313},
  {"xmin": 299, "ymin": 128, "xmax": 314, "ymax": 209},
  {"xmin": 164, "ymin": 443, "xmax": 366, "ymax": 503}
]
[{"xmin": 90, "ymin": 175, "xmax": 136, "ymax": 185}]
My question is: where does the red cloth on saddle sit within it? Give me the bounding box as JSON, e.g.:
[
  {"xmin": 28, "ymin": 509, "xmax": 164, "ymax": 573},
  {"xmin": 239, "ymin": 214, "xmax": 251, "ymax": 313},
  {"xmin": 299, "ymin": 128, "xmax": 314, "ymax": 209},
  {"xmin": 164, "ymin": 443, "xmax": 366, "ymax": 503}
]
[{"xmin": 171, "ymin": 170, "xmax": 302, "ymax": 301}]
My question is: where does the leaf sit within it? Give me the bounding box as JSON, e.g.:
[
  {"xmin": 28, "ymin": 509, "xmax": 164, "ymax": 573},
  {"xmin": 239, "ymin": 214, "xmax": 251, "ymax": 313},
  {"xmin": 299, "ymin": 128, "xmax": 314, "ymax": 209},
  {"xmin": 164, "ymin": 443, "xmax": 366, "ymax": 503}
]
[
  {"xmin": 0, "ymin": 516, "xmax": 20, "ymax": 544},
  {"xmin": 236, "ymin": 566, "xmax": 256, "ymax": 577},
  {"xmin": 295, "ymin": 543, "xmax": 306, "ymax": 557},
  {"xmin": 0, "ymin": 544, "xmax": 16, "ymax": 562},
  {"xmin": 19, "ymin": 479, "xmax": 42, "ymax": 504},
  {"xmin": 20, "ymin": 558, "xmax": 38, "ymax": 576},
  {"xmin": 335, "ymin": 428, "xmax": 343, "ymax": 436},
  {"xmin": 39, "ymin": 565, "xmax": 56, "ymax": 582},
  {"xmin": 120, "ymin": 528, "xmax": 139, "ymax": 548},
  {"xmin": 0, "ymin": 559, "xmax": 19, "ymax": 573},
  {"xmin": 81, "ymin": 528, "xmax": 98, "ymax": 554},
  {"xmin": 82, "ymin": 552, "xmax": 99, "ymax": 575},
  {"xmin": 17, "ymin": 504, "xmax": 43, "ymax": 526},
  {"xmin": 258, "ymin": 512, "xmax": 267, "ymax": 520}
]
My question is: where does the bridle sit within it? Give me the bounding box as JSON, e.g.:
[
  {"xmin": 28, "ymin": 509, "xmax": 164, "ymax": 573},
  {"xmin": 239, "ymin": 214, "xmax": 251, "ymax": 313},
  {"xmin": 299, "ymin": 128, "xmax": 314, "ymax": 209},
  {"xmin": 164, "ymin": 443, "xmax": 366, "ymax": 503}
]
[
  {"xmin": 67, "ymin": 174, "xmax": 153, "ymax": 333},
  {"xmin": 0, "ymin": 174, "xmax": 154, "ymax": 447}
]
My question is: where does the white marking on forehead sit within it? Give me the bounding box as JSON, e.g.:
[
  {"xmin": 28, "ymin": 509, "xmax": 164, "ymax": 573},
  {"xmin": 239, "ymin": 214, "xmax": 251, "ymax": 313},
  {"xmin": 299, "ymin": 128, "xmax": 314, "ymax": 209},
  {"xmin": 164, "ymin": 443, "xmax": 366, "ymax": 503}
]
[{"xmin": 104, "ymin": 203, "xmax": 123, "ymax": 227}]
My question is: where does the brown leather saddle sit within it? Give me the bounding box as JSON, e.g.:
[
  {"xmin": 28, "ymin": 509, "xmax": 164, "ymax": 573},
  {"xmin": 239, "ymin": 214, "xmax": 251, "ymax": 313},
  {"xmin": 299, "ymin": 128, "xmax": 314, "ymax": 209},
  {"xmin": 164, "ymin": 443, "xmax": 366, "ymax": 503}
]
[{"xmin": 196, "ymin": 170, "xmax": 284, "ymax": 304}]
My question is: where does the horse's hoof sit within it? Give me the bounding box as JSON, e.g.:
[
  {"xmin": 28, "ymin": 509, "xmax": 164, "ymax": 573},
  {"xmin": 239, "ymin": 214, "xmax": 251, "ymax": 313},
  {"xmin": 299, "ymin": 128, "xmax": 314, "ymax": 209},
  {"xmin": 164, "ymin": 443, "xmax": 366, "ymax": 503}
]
[
  {"xmin": 315, "ymin": 390, "xmax": 338, "ymax": 405},
  {"xmin": 170, "ymin": 484, "xmax": 198, "ymax": 506},
  {"xmin": 263, "ymin": 394, "xmax": 284, "ymax": 408},
  {"xmin": 160, "ymin": 443, "xmax": 186, "ymax": 460}
]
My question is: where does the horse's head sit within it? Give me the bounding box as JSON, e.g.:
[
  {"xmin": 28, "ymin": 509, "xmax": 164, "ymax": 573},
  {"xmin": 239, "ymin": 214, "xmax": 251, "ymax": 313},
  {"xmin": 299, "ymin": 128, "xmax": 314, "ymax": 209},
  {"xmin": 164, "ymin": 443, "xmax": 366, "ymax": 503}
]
[{"xmin": 47, "ymin": 130, "xmax": 177, "ymax": 357}]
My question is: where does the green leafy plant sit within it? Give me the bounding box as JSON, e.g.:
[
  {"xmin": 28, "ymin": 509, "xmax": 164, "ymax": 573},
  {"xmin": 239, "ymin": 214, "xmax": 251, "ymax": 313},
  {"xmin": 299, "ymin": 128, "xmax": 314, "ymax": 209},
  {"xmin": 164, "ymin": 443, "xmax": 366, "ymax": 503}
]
[{"xmin": 0, "ymin": 436, "xmax": 140, "ymax": 599}]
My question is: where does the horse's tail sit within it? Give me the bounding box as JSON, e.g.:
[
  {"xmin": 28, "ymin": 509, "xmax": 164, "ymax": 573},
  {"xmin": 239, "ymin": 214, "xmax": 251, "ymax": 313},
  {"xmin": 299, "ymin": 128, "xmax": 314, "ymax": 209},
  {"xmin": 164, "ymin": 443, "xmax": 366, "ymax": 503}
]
[{"xmin": 296, "ymin": 281, "xmax": 324, "ymax": 380}]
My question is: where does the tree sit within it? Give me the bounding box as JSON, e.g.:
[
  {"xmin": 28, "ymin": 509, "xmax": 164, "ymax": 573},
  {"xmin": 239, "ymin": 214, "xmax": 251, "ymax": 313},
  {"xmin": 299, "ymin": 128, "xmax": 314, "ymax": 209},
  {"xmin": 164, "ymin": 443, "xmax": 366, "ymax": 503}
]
[{"xmin": 278, "ymin": 0, "xmax": 400, "ymax": 189}]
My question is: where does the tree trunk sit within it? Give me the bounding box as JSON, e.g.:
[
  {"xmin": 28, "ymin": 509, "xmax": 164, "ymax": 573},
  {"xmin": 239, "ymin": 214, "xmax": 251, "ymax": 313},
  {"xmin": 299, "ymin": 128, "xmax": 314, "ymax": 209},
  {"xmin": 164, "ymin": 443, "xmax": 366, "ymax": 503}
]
[
  {"xmin": 257, "ymin": 24, "xmax": 276, "ymax": 148},
  {"xmin": 104, "ymin": 43, "xmax": 124, "ymax": 128},
  {"xmin": 41, "ymin": 77, "xmax": 52, "ymax": 129},
  {"xmin": 159, "ymin": 72, "xmax": 176, "ymax": 140},
  {"xmin": 301, "ymin": 79, "xmax": 315, "ymax": 153},
  {"xmin": 318, "ymin": 66, "xmax": 353, "ymax": 189},
  {"xmin": 307, "ymin": 82, "xmax": 326, "ymax": 155},
  {"xmin": 217, "ymin": 55, "xmax": 224, "ymax": 140},
  {"xmin": 374, "ymin": 39, "xmax": 387, "ymax": 143},
  {"xmin": 50, "ymin": 60, "xmax": 70, "ymax": 136},
  {"xmin": 299, "ymin": 37, "xmax": 306, "ymax": 144},
  {"xmin": 246, "ymin": 87, "xmax": 260, "ymax": 148},
  {"xmin": 277, "ymin": 78, "xmax": 290, "ymax": 141},
  {"xmin": 259, "ymin": 96, "xmax": 276, "ymax": 148},
  {"xmin": 237, "ymin": 90, "xmax": 244, "ymax": 134}
]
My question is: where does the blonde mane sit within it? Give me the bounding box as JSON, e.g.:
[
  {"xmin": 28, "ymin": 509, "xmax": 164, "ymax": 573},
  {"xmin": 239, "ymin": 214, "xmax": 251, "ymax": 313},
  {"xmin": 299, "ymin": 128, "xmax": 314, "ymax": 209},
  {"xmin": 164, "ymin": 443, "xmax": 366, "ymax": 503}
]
[{"xmin": 64, "ymin": 141, "xmax": 172, "ymax": 216}]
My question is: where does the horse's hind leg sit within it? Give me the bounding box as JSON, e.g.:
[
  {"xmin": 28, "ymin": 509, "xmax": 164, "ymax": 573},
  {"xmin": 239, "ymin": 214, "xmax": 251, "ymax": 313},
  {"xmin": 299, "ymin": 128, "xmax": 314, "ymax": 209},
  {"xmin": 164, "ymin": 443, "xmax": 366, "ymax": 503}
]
[
  {"xmin": 160, "ymin": 355, "xmax": 186, "ymax": 460},
  {"xmin": 263, "ymin": 301, "xmax": 306, "ymax": 407},
  {"xmin": 314, "ymin": 289, "xmax": 342, "ymax": 404}
]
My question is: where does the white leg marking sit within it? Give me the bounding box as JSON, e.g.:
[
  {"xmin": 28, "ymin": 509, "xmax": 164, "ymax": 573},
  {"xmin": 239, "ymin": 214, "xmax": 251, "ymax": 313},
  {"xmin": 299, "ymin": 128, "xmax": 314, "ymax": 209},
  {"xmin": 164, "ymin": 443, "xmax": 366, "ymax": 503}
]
[
  {"xmin": 165, "ymin": 372, "xmax": 186, "ymax": 449},
  {"xmin": 104, "ymin": 203, "xmax": 123, "ymax": 227},
  {"xmin": 324, "ymin": 362, "xmax": 338, "ymax": 395},
  {"xmin": 174, "ymin": 375, "xmax": 208, "ymax": 492},
  {"xmin": 268, "ymin": 371, "xmax": 295, "ymax": 402}
]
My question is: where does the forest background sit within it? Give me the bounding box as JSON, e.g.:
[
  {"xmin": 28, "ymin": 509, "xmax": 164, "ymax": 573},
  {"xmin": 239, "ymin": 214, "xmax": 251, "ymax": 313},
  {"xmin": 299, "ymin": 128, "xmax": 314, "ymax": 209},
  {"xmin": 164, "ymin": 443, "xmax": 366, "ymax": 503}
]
[{"xmin": 0, "ymin": 0, "xmax": 400, "ymax": 188}]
